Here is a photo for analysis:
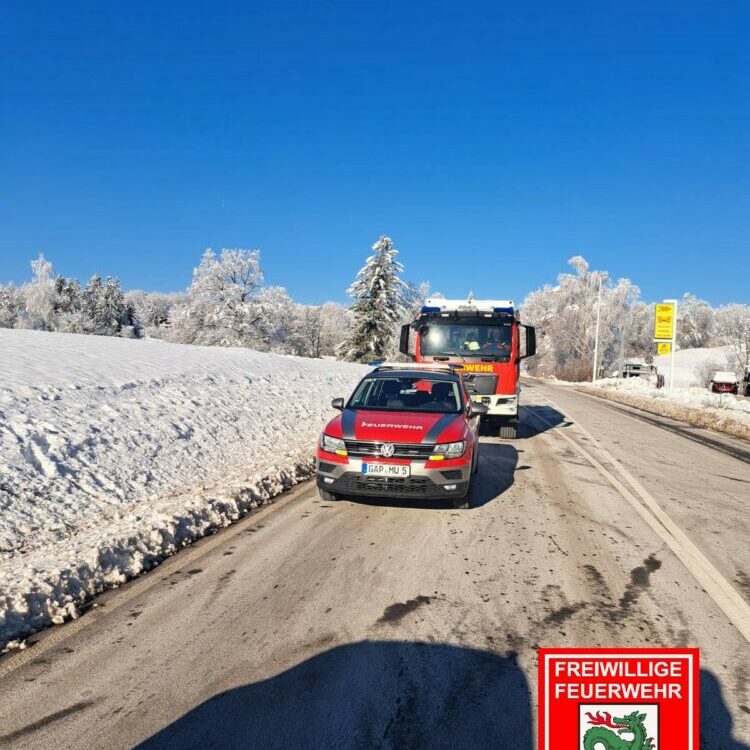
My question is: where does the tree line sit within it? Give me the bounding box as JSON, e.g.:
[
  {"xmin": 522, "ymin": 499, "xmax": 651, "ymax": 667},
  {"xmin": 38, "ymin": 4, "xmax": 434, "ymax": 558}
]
[
  {"xmin": 522, "ymin": 256, "xmax": 750, "ymax": 381},
  {"xmin": 1, "ymin": 242, "xmax": 747, "ymax": 378},
  {"xmin": 0, "ymin": 236, "xmax": 421, "ymax": 361}
]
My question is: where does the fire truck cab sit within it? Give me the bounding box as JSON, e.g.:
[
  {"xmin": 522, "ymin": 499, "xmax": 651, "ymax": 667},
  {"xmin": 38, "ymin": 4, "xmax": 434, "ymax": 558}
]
[{"xmin": 399, "ymin": 297, "xmax": 536, "ymax": 438}]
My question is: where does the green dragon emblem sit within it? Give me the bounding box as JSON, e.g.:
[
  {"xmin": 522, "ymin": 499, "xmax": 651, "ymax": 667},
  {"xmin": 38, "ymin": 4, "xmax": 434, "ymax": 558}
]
[{"xmin": 583, "ymin": 710, "xmax": 655, "ymax": 750}]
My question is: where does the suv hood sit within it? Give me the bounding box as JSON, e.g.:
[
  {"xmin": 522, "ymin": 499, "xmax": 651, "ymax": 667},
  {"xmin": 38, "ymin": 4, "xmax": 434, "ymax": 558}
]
[{"xmin": 326, "ymin": 409, "xmax": 465, "ymax": 444}]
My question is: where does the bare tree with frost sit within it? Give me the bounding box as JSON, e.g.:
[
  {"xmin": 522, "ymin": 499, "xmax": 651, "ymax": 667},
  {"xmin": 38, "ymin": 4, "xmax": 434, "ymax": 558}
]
[
  {"xmin": 171, "ymin": 249, "xmax": 266, "ymax": 347},
  {"xmin": 713, "ymin": 303, "xmax": 750, "ymax": 376},
  {"xmin": 20, "ymin": 254, "xmax": 57, "ymax": 330},
  {"xmin": 522, "ymin": 256, "xmax": 646, "ymax": 380}
]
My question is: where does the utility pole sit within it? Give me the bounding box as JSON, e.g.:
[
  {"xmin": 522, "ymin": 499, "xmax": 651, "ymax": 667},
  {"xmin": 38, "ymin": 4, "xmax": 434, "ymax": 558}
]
[{"xmin": 592, "ymin": 275, "xmax": 603, "ymax": 382}]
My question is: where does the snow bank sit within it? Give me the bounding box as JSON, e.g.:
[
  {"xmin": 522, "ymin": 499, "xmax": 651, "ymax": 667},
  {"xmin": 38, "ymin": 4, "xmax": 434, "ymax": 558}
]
[
  {"xmin": 579, "ymin": 375, "xmax": 750, "ymax": 441},
  {"xmin": 0, "ymin": 329, "xmax": 367, "ymax": 649}
]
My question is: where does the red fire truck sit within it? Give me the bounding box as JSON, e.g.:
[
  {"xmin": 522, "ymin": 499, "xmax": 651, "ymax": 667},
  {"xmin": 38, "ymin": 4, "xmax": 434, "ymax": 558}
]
[{"xmin": 399, "ymin": 297, "xmax": 536, "ymax": 438}]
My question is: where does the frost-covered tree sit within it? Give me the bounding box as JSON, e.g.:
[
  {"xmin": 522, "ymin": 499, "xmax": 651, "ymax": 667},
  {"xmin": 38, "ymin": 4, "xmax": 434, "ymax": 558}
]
[
  {"xmin": 389, "ymin": 280, "xmax": 433, "ymax": 360},
  {"xmin": 126, "ymin": 290, "xmax": 186, "ymax": 338},
  {"xmin": 54, "ymin": 276, "xmax": 82, "ymax": 314},
  {"xmin": 0, "ymin": 283, "xmax": 23, "ymax": 328},
  {"xmin": 677, "ymin": 293, "xmax": 714, "ymax": 349},
  {"xmin": 53, "ymin": 276, "xmax": 85, "ymax": 333},
  {"xmin": 713, "ymin": 303, "xmax": 750, "ymax": 375},
  {"xmin": 521, "ymin": 256, "xmax": 645, "ymax": 380},
  {"xmin": 338, "ymin": 235, "xmax": 406, "ymax": 362},
  {"xmin": 255, "ymin": 285, "xmax": 296, "ymax": 351},
  {"xmin": 288, "ymin": 305, "xmax": 323, "ymax": 358},
  {"xmin": 80, "ymin": 275, "xmax": 138, "ymax": 337},
  {"xmin": 172, "ymin": 248, "xmax": 265, "ymax": 347},
  {"xmin": 21, "ymin": 254, "xmax": 57, "ymax": 330},
  {"xmin": 319, "ymin": 302, "xmax": 352, "ymax": 356}
]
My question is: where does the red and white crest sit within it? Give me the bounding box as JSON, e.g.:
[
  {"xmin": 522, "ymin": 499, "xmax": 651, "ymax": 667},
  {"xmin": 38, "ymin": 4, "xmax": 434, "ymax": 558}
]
[{"xmin": 579, "ymin": 704, "xmax": 658, "ymax": 749}]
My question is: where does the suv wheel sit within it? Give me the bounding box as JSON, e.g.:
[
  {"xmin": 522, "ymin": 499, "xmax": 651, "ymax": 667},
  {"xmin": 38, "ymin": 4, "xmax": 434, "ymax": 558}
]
[
  {"xmin": 452, "ymin": 478, "xmax": 472, "ymax": 509},
  {"xmin": 318, "ymin": 487, "xmax": 339, "ymax": 503}
]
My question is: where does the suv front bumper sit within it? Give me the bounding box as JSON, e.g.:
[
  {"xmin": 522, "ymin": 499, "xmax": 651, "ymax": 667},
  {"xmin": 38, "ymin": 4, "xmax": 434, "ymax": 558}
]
[{"xmin": 316, "ymin": 456, "xmax": 471, "ymax": 500}]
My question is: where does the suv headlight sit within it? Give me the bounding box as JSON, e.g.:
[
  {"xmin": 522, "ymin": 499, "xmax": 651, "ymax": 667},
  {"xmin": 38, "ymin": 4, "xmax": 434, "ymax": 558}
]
[
  {"xmin": 321, "ymin": 433, "xmax": 347, "ymax": 456},
  {"xmin": 430, "ymin": 440, "xmax": 466, "ymax": 460}
]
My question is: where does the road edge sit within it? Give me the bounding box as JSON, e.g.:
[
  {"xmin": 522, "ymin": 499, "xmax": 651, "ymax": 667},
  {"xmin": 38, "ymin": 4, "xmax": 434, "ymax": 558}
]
[
  {"xmin": 0, "ymin": 478, "xmax": 314, "ymax": 680},
  {"xmin": 574, "ymin": 384, "xmax": 750, "ymax": 443}
]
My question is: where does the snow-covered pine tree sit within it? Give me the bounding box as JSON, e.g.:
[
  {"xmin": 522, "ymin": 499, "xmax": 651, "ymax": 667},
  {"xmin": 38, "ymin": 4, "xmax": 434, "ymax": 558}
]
[
  {"xmin": 0, "ymin": 283, "xmax": 23, "ymax": 329},
  {"xmin": 80, "ymin": 275, "xmax": 136, "ymax": 336},
  {"xmin": 338, "ymin": 235, "xmax": 406, "ymax": 362}
]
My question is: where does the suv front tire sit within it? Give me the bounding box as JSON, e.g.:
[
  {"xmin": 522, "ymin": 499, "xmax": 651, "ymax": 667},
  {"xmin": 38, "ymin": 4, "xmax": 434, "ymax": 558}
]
[{"xmin": 318, "ymin": 487, "xmax": 339, "ymax": 503}]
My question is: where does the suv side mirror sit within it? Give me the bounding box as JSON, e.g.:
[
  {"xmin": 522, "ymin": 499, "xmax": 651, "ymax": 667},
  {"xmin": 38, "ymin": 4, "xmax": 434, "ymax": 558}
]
[
  {"xmin": 399, "ymin": 324, "xmax": 411, "ymax": 356},
  {"xmin": 331, "ymin": 397, "xmax": 345, "ymax": 411},
  {"xmin": 519, "ymin": 325, "xmax": 536, "ymax": 359},
  {"xmin": 469, "ymin": 401, "xmax": 489, "ymax": 416}
]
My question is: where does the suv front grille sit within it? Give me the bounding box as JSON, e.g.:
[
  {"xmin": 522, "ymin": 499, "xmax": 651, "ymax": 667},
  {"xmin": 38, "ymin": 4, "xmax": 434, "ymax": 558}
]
[
  {"xmin": 338, "ymin": 474, "xmax": 431, "ymax": 496},
  {"xmin": 344, "ymin": 440, "xmax": 434, "ymax": 460}
]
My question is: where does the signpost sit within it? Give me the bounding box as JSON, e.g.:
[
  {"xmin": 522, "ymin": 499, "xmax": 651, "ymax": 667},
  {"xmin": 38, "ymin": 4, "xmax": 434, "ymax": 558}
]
[
  {"xmin": 654, "ymin": 302, "xmax": 676, "ymax": 341},
  {"xmin": 654, "ymin": 300, "xmax": 678, "ymax": 390}
]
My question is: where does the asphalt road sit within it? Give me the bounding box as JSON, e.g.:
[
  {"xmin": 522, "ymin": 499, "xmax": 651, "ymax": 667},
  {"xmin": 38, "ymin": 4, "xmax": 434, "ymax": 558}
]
[{"xmin": 0, "ymin": 381, "xmax": 748, "ymax": 749}]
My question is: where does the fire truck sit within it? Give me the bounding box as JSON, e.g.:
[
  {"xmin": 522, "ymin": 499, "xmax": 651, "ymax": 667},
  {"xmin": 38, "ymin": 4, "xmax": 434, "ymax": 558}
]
[{"xmin": 399, "ymin": 297, "xmax": 536, "ymax": 438}]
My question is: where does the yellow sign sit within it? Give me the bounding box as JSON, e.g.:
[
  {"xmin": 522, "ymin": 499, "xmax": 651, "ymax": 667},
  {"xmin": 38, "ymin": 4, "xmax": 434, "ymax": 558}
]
[
  {"xmin": 657, "ymin": 342, "xmax": 671, "ymax": 356},
  {"xmin": 654, "ymin": 302, "xmax": 676, "ymax": 340},
  {"xmin": 462, "ymin": 363, "xmax": 494, "ymax": 373}
]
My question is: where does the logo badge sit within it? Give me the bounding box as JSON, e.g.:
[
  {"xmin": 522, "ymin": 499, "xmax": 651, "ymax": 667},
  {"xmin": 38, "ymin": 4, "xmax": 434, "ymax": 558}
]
[
  {"xmin": 539, "ymin": 648, "xmax": 699, "ymax": 750},
  {"xmin": 380, "ymin": 443, "xmax": 395, "ymax": 457},
  {"xmin": 580, "ymin": 704, "xmax": 658, "ymax": 749}
]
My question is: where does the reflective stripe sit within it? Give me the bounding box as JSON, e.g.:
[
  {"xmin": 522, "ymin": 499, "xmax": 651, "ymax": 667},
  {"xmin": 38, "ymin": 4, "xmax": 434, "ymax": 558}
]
[
  {"xmin": 423, "ymin": 414, "xmax": 458, "ymax": 444},
  {"xmin": 341, "ymin": 409, "xmax": 357, "ymax": 440}
]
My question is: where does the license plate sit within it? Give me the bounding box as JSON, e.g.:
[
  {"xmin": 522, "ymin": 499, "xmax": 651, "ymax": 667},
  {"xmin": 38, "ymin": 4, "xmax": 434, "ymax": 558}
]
[{"xmin": 362, "ymin": 463, "xmax": 410, "ymax": 478}]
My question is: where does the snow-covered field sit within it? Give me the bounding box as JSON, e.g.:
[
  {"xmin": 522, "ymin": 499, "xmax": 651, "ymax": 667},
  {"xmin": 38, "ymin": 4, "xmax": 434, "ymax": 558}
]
[
  {"xmin": 579, "ymin": 347, "xmax": 750, "ymax": 441},
  {"xmin": 0, "ymin": 329, "xmax": 367, "ymax": 650},
  {"xmin": 652, "ymin": 345, "xmax": 738, "ymax": 389}
]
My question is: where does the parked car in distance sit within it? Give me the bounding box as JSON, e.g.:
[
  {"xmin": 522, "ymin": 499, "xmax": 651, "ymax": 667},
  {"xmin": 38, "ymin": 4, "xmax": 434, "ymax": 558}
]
[
  {"xmin": 620, "ymin": 359, "xmax": 665, "ymax": 389},
  {"xmin": 316, "ymin": 363, "xmax": 488, "ymax": 509},
  {"xmin": 710, "ymin": 371, "xmax": 739, "ymax": 395}
]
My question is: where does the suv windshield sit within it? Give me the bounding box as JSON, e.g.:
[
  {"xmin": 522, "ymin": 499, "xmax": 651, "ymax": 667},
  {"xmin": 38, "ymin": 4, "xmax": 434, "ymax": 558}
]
[
  {"xmin": 419, "ymin": 318, "xmax": 513, "ymax": 361},
  {"xmin": 349, "ymin": 376, "xmax": 462, "ymax": 413}
]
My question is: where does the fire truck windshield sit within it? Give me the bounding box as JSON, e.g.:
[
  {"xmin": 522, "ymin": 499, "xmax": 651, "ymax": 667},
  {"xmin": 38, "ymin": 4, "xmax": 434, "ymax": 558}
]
[{"xmin": 420, "ymin": 318, "xmax": 513, "ymax": 361}]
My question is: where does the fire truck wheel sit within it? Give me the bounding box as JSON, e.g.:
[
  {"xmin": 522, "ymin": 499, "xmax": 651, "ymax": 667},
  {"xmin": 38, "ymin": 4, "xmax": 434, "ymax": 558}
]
[
  {"xmin": 318, "ymin": 487, "xmax": 339, "ymax": 503},
  {"xmin": 499, "ymin": 419, "xmax": 518, "ymax": 439}
]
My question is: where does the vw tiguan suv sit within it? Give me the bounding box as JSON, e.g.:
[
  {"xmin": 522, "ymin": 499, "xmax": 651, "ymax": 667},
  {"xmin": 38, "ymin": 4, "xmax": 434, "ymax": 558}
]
[{"xmin": 316, "ymin": 364, "xmax": 487, "ymax": 508}]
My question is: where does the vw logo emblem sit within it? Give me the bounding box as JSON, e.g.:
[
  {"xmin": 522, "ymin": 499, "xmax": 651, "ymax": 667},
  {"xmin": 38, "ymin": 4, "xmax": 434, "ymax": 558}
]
[{"xmin": 380, "ymin": 443, "xmax": 395, "ymax": 457}]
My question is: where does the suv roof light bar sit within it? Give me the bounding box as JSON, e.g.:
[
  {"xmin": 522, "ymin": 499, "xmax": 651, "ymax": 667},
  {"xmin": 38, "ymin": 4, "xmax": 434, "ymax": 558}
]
[{"xmin": 372, "ymin": 362, "xmax": 463, "ymax": 374}]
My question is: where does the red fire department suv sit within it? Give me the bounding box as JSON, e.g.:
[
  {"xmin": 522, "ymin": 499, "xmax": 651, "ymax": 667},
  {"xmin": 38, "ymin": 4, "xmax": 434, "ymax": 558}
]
[{"xmin": 316, "ymin": 364, "xmax": 488, "ymax": 508}]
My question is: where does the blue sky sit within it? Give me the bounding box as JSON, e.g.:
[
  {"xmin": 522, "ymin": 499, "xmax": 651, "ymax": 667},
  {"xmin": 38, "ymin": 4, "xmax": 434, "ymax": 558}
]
[{"xmin": 2, "ymin": 1, "xmax": 748, "ymax": 305}]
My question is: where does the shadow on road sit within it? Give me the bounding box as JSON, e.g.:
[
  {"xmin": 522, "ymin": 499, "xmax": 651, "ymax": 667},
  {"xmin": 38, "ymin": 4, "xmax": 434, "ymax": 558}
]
[
  {"xmin": 701, "ymin": 669, "xmax": 750, "ymax": 750},
  {"xmin": 517, "ymin": 404, "xmax": 568, "ymax": 438},
  {"xmin": 136, "ymin": 640, "xmax": 532, "ymax": 750},
  {"xmin": 471, "ymin": 442, "xmax": 518, "ymax": 507}
]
